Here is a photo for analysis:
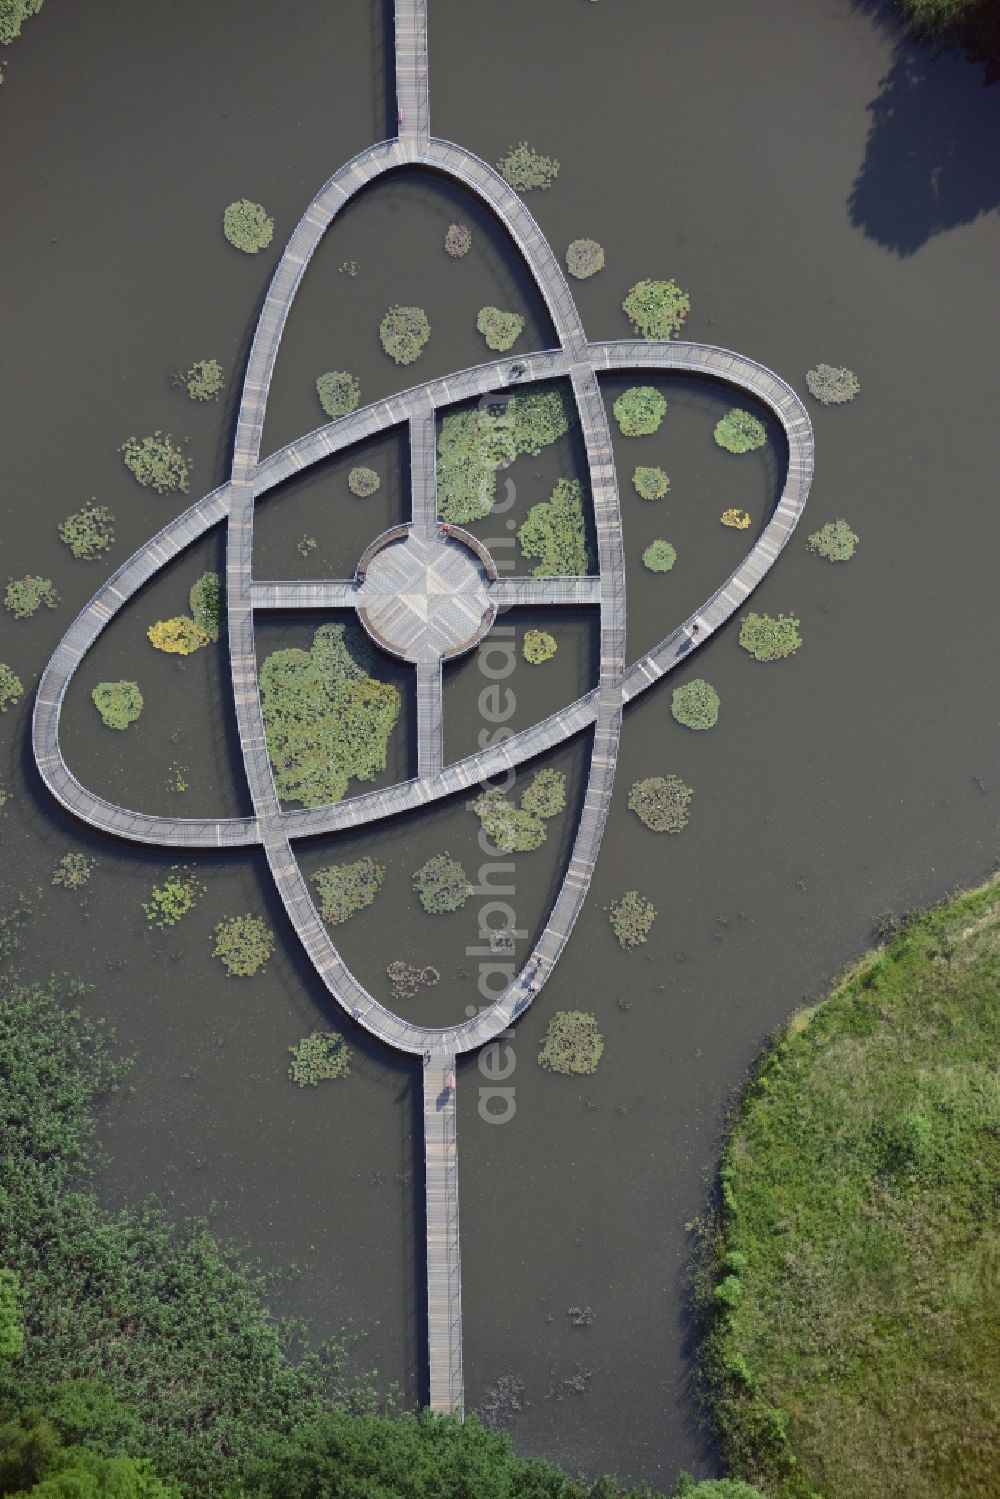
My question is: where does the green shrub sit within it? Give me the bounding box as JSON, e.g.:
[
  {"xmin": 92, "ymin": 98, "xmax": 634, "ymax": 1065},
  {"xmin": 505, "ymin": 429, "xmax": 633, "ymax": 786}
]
[
  {"xmin": 412, "ymin": 853, "xmax": 473, "ymax": 914},
  {"xmin": 58, "ymin": 502, "xmax": 115, "ymax": 560},
  {"xmin": 714, "ymin": 409, "xmax": 766, "ymax": 455},
  {"xmin": 475, "ymin": 306, "xmax": 524, "ymax": 352},
  {"xmin": 0, "ymin": 0, "xmax": 45, "ymax": 47},
  {"xmin": 0, "ymin": 1267, "xmax": 23, "ymax": 1362},
  {"xmin": 608, "ymin": 890, "xmax": 656, "ymax": 948},
  {"xmin": 633, "ymin": 466, "xmax": 669, "ymax": 500},
  {"xmin": 805, "ymin": 363, "xmax": 860, "ymax": 405},
  {"xmin": 738, "ymin": 612, "xmax": 802, "ymax": 662},
  {"xmin": 379, "ymin": 305, "xmax": 430, "ymax": 365},
  {"xmin": 496, "ymin": 141, "xmax": 559, "ymax": 191},
  {"xmin": 177, "ymin": 358, "xmax": 224, "ymax": 402},
  {"xmin": 472, "ymin": 790, "xmax": 547, "ymax": 853},
  {"xmin": 538, "ymin": 1011, "xmax": 604, "ymax": 1074},
  {"xmin": 807, "ymin": 518, "xmax": 859, "ymax": 562},
  {"xmin": 613, "ymin": 385, "xmax": 667, "ymax": 436},
  {"xmin": 119, "ymin": 433, "xmax": 190, "ymax": 495},
  {"xmin": 436, "ymin": 388, "xmax": 571, "ymax": 524},
  {"xmin": 520, "ymin": 768, "xmax": 567, "ymax": 818},
  {"xmin": 222, "ymin": 199, "xmax": 274, "ymax": 254},
  {"xmin": 311, "ymin": 857, "xmax": 384, "ymax": 924},
  {"xmin": 627, "ymin": 774, "xmax": 692, "ymax": 833},
  {"xmin": 315, "ymin": 371, "xmax": 360, "ymax": 419},
  {"xmin": 517, "ymin": 477, "xmax": 592, "ymax": 576},
  {"xmin": 5, "ymin": 576, "xmax": 58, "ymax": 619},
  {"xmin": 260, "ymin": 623, "xmax": 400, "ymax": 808},
  {"xmin": 522, "ymin": 628, "xmax": 557, "ymax": 664},
  {"xmin": 565, "ymin": 238, "xmax": 604, "ymax": 279},
  {"xmin": 642, "ymin": 540, "xmax": 676, "ymax": 573},
  {"xmin": 189, "ymin": 572, "xmax": 223, "ymax": 641},
  {"xmin": 622, "ymin": 278, "xmax": 691, "ymax": 340},
  {"xmin": 141, "ymin": 870, "xmax": 204, "ymax": 929},
  {"xmin": 443, "ymin": 222, "xmax": 471, "ymax": 257},
  {"xmin": 288, "ymin": 1031, "xmax": 351, "ymax": 1086},
  {"xmin": 0, "ymin": 663, "xmax": 25, "ymax": 713},
  {"xmin": 347, "ymin": 466, "xmax": 380, "ymax": 497},
  {"xmin": 211, "ymin": 914, "xmax": 275, "ymax": 976},
  {"xmin": 671, "ymin": 678, "xmax": 720, "ymax": 730},
  {"xmin": 51, "ymin": 853, "xmax": 95, "ymax": 890},
  {"xmin": 91, "ymin": 681, "xmax": 143, "ymax": 730}
]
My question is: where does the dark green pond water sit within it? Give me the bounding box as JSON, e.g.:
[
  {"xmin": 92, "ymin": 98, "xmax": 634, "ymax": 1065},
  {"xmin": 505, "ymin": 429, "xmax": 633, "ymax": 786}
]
[{"xmin": 1, "ymin": 0, "xmax": 998, "ymax": 1486}]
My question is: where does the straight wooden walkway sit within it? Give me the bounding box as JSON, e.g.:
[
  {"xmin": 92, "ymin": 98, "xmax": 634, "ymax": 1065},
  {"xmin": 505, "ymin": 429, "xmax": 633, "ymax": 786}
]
[{"xmin": 423, "ymin": 1056, "xmax": 462, "ymax": 1413}]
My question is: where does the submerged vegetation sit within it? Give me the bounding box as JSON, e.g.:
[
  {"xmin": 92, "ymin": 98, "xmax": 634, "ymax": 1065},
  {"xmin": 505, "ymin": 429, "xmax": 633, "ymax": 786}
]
[
  {"xmin": 379, "ymin": 304, "xmax": 431, "ymax": 365},
  {"xmin": 496, "ymin": 141, "xmax": 560, "ymax": 191},
  {"xmin": 142, "ymin": 870, "xmax": 204, "ymax": 930},
  {"xmin": 347, "ymin": 465, "xmax": 380, "ymax": 497},
  {"xmin": 222, "ymin": 198, "xmax": 274, "ymax": 254},
  {"xmin": 738, "ymin": 612, "xmax": 802, "ymax": 662},
  {"xmin": 565, "ymin": 238, "xmax": 604, "ymax": 279},
  {"xmin": 91, "ymin": 680, "xmax": 143, "ymax": 730},
  {"xmin": 805, "ymin": 363, "xmax": 860, "ymax": 405},
  {"xmin": 517, "ymin": 478, "xmax": 591, "ymax": 576},
  {"xmin": 642, "ymin": 540, "xmax": 676, "ymax": 573},
  {"xmin": 211, "ymin": 914, "xmax": 275, "ymax": 976},
  {"xmin": 628, "ymin": 775, "xmax": 693, "ymax": 833},
  {"xmin": 0, "ymin": 664, "xmax": 24, "ymax": 713},
  {"xmin": 714, "ymin": 410, "xmax": 766, "ymax": 455},
  {"xmin": 58, "ymin": 501, "xmax": 115, "ymax": 561},
  {"xmin": 613, "ymin": 385, "xmax": 667, "ymax": 437},
  {"xmin": 316, "ymin": 370, "xmax": 361, "ymax": 419},
  {"xmin": 807, "ymin": 518, "xmax": 859, "ymax": 562},
  {"xmin": 119, "ymin": 432, "xmax": 190, "ymax": 495},
  {"xmin": 4, "ymin": 575, "xmax": 58, "ymax": 619},
  {"xmin": 476, "ymin": 305, "xmax": 524, "ymax": 352},
  {"xmin": 522, "ymin": 628, "xmax": 557, "ymax": 664},
  {"xmin": 412, "ymin": 853, "xmax": 473, "ymax": 915},
  {"xmin": 147, "ymin": 616, "xmax": 211, "ymax": 655},
  {"xmin": 633, "ymin": 466, "xmax": 669, "ymax": 500},
  {"xmin": 311, "ymin": 857, "xmax": 385, "ymax": 925},
  {"xmin": 288, "ymin": 1030, "xmax": 351, "ymax": 1086},
  {"xmin": 622, "ymin": 279, "xmax": 691, "ymax": 340},
  {"xmin": 260, "ymin": 623, "xmax": 400, "ymax": 808},
  {"xmin": 436, "ymin": 387, "xmax": 571, "ymax": 524},
  {"xmin": 672, "ymin": 679, "xmax": 720, "ymax": 730},
  {"xmin": 538, "ymin": 1011, "xmax": 604, "ymax": 1075},
  {"xmin": 444, "ymin": 222, "xmax": 471, "ymax": 257},
  {"xmin": 608, "ymin": 890, "xmax": 657, "ymax": 949},
  {"xmin": 702, "ymin": 877, "xmax": 1000, "ymax": 1499}
]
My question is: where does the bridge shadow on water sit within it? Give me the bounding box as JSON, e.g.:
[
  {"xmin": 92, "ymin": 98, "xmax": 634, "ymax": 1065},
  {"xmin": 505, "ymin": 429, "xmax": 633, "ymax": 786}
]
[{"xmin": 848, "ymin": 2, "xmax": 1000, "ymax": 255}]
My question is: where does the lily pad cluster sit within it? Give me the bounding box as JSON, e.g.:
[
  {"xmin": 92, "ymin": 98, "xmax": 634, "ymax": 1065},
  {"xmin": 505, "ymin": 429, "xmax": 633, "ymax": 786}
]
[
  {"xmin": 212, "ymin": 914, "xmax": 275, "ymax": 976},
  {"xmin": 379, "ymin": 305, "xmax": 431, "ymax": 365},
  {"xmin": 288, "ymin": 1030, "xmax": 351, "ymax": 1086},
  {"xmin": 476, "ymin": 306, "xmax": 524, "ymax": 352},
  {"xmin": 627, "ymin": 775, "xmax": 693, "ymax": 833},
  {"xmin": 316, "ymin": 370, "xmax": 361, "ymax": 419},
  {"xmin": 642, "ymin": 540, "xmax": 676, "ymax": 573},
  {"xmin": 608, "ymin": 890, "xmax": 656, "ymax": 949},
  {"xmin": 714, "ymin": 409, "xmax": 766, "ymax": 454},
  {"xmin": 437, "ymin": 387, "xmax": 571, "ymax": 524},
  {"xmin": 178, "ymin": 358, "xmax": 224, "ymax": 402},
  {"xmin": 0, "ymin": 664, "xmax": 24, "ymax": 714},
  {"xmin": 671, "ymin": 678, "xmax": 720, "ymax": 730},
  {"xmin": 260, "ymin": 623, "xmax": 400, "ymax": 808},
  {"xmin": 119, "ymin": 432, "xmax": 190, "ymax": 494},
  {"xmin": 565, "ymin": 238, "xmax": 605, "ymax": 279},
  {"xmin": 807, "ymin": 518, "xmax": 859, "ymax": 561},
  {"xmin": 721, "ymin": 508, "xmax": 751, "ymax": 530},
  {"xmin": 386, "ymin": 961, "xmax": 440, "ymax": 1001},
  {"xmin": 805, "ymin": 363, "xmax": 860, "ymax": 404},
  {"xmin": 738, "ymin": 611, "xmax": 803, "ymax": 662},
  {"xmin": 189, "ymin": 572, "xmax": 224, "ymax": 641},
  {"xmin": 538, "ymin": 1011, "xmax": 604, "ymax": 1075},
  {"xmin": 632, "ymin": 466, "xmax": 669, "ymax": 501},
  {"xmin": 147, "ymin": 617, "xmax": 210, "ymax": 655},
  {"xmin": 473, "ymin": 769, "xmax": 566, "ymax": 853},
  {"xmin": 622, "ymin": 278, "xmax": 691, "ymax": 340},
  {"xmin": 517, "ymin": 478, "xmax": 592, "ymax": 576},
  {"xmin": 613, "ymin": 385, "xmax": 667, "ymax": 437},
  {"xmin": 4, "ymin": 576, "xmax": 59, "ymax": 619},
  {"xmin": 223, "ymin": 199, "xmax": 274, "ymax": 254},
  {"xmin": 522, "ymin": 628, "xmax": 557, "ymax": 664},
  {"xmin": 444, "ymin": 222, "xmax": 472, "ymax": 257},
  {"xmin": 311, "ymin": 856, "xmax": 385, "ymax": 925},
  {"xmin": 91, "ymin": 680, "xmax": 143, "ymax": 730},
  {"xmin": 52, "ymin": 853, "xmax": 96, "ymax": 890},
  {"xmin": 412, "ymin": 853, "xmax": 474, "ymax": 914},
  {"xmin": 496, "ymin": 141, "xmax": 560, "ymax": 191},
  {"xmin": 142, "ymin": 870, "xmax": 205, "ymax": 929},
  {"xmin": 58, "ymin": 502, "xmax": 115, "ymax": 560},
  {"xmin": 348, "ymin": 466, "xmax": 380, "ymax": 497}
]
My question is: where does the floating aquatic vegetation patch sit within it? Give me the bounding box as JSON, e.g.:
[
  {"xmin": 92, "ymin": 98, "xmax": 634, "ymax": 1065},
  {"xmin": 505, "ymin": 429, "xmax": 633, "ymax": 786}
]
[
  {"xmin": 436, "ymin": 387, "xmax": 571, "ymax": 524},
  {"xmin": 805, "ymin": 362, "xmax": 860, "ymax": 405},
  {"xmin": 52, "ymin": 853, "xmax": 96, "ymax": 890},
  {"xmin": 288, "ymin": 1030, "xmax": 351, "ymax": 1085},
  {"xmin": 476, "ymin": 306, "xmax": 525, "ymax": 352},
  {"xmin": 565, "ymin": 238, "xmax": 604, "ymax": 279},
  {"xmin": 738, "ymin": 611, "xmax": 802, "ymax": 662},
  {"xmin": 4, "ymin": 576, "xmax": 59, "ymax": 619},
  {"xmin": 142, "ymin": 869, "xmax": 205, "ymax": 929},
  {"xmin": 627, "ymin": 774, "xmax": 693, "ymax": 833},
  {"xmin": 633, "ymin": 466, "xmax": 669, "ymax": 500},
  {"xmin": 538, "ymin": 1011, "xmax": 604, "ymax": 1074},
  {"xmin": 316, "ymin": 370, "xmax": 361, "ymax": 419},
  {"xmin": 622, "ymin": 278, "xmax": 691, "ymax": 340},
  {"xmin": 522, "ymin": 628, "xmax": 557, "ymax": 664},
  {"xmin": 642, "ymin": 539, "xmax": 676, "ymax": 573},
  {"xmin": 496, "ymin": 141, "xmax": 560, "ymax": 191},
  {"xmin": 212, "ymin": 914, "xmax": 275, "ymax": 975},
  {"xmin": 608, "ymin": 890, "xmax": 656, "ymax": 948},
  {"xmin": 807, "ymin": 518, "xmax": 859, "ymax": 561},
  {"xmin": 348, "ymin": 466, "xmax": 380, "ymax": 497},
  {"xmin": 613, "ymin": 385, "xmax": 667, "ymax": 437},
  {"xmin": 671, "ymin": 678, "xmax": 720, "ymax": 730},
  {"xmin": 412, "ymin": 853, "xmax": 474, "ymax": 914},
  {"xmin": 119, "ymin": 432, "xmax": 190, "ymax": 495},
  {"xmin": 379, "ymin": 305, "xmax": 430, "ymax": 365},
  {"xmin": 223, "ymin": 198, "xmax": 274, "ymax": 254},
  {"xmin": 58, "ymin": 502, "xmax": 115, "ymax": 561},
  {"xmin": 311, "ymin": 856, "xmax": 385, "ymax": 925},
  {"xmin": 714, "ymin": 409, "xmax": 766, "ymax": 454},
  {"xmin": 517, "ymin": 478, "xmax": 592, "ymax": 576}
]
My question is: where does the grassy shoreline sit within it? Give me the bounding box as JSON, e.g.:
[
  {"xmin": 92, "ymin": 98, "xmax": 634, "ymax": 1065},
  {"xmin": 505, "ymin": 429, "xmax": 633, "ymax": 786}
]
[{"xmin": 699, "ymin": 873, "xmax": 1000, "ymax": 1499}]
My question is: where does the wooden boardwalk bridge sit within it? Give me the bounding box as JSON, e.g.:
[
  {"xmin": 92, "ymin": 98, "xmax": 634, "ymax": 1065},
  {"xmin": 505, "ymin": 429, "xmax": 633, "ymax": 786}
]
[{"xmin": 32, "ymin": 0, "xmax": 815, "ymax": 1422}]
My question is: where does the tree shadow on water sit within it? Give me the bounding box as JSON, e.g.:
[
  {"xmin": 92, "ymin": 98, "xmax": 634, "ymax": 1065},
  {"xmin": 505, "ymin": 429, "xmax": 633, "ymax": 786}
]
[{"xmin": 848, "ymin": 11, "xmax": 1000, "ymax": 255}]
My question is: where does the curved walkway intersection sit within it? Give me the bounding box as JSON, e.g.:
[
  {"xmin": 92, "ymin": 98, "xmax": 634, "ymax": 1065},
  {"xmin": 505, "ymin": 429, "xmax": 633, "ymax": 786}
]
[{"xmin": 32, "ymin": 0, "xmax": 814, "ymax": 1421}]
